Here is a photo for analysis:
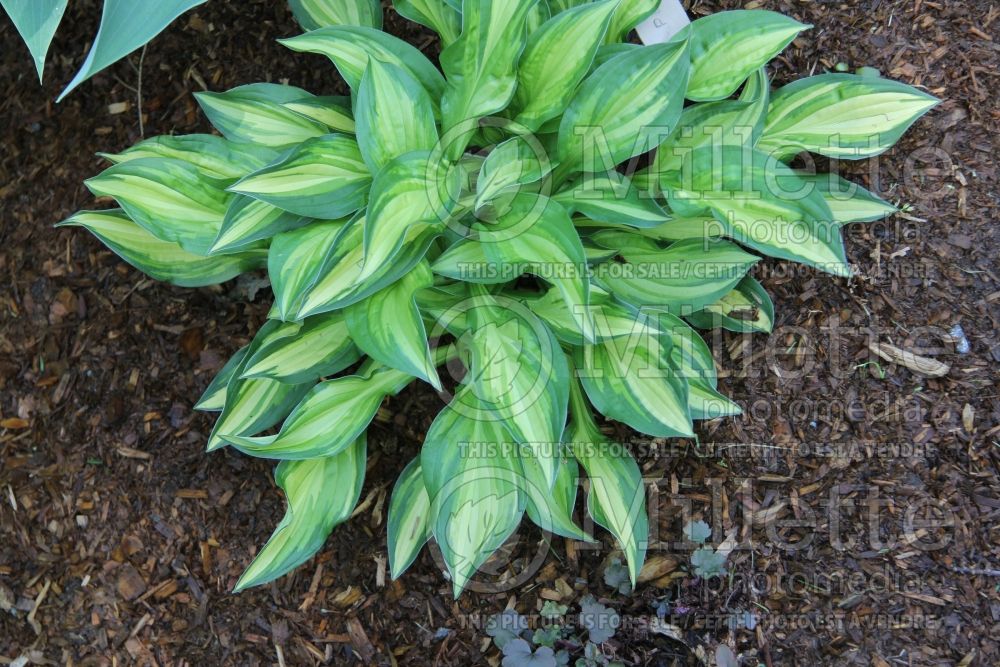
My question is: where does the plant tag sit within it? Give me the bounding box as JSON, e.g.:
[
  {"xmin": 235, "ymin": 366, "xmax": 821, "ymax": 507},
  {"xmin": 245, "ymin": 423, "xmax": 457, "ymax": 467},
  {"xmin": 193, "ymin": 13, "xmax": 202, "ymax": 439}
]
[{"xmin": 636, "ymin": 0, "xmax": 691, "ymax": 45}]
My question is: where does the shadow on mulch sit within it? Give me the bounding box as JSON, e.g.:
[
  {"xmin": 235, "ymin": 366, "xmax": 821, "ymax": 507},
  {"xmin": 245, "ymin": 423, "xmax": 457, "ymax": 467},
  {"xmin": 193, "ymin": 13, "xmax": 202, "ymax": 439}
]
[{"xmin": 1, "ymin": 1, "xmax": 998, "ymax": 665}]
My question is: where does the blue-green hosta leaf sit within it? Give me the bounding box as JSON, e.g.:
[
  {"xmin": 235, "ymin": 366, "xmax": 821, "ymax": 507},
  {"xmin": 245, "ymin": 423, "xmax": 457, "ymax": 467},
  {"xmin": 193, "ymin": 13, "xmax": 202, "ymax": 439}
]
[
  {"xmin": 591, "ymin": 236, "xmax": 758, "ymax": 314},
  {"xmin": 59, "ymin": 0, "xmax": 209, "ymax": 101},
  {"xmin": 522, "ymin": 452, "xmax": 591, "ymax": 541},
  {"xmin": 653, "ymin": 68, "xmax": 769, "ymax": 175},
  {"xmin": 566, "ymin": 381, "xmax": 647, "ymax": 583},
  {"xmin": 282, "ymin": 96, "xmax": 356, "ymax": 134},
  {"xmin": 206, "ymin": 321, "xmax": 314, "ymax": 451},
  {"xmin": 420, "ymin": 387, "xmax": 526, "ymax": 597},
  {"xmin": 279, "ymin": 26, "xmax": 446, "ymax": 103},
  {"xmin": 477, "ymin": 194, "xmax": 593, "ymax": 339},
  {"xmin": 660, "ymin": 146, "xmax": 850, "ymax": 276},
  {"xmin": 554, "ymin": 171, "xmax": 669, "ymax": 228},
  {"xmin": 799, "ymin": 173, "xmax": 898, "ymax": 224},
  {"xmin": 222, "ymin": 365, "xmax": 409, "ymax": 460},
  {"xmin": 355, "ymin": 58, "xmax": 439, "ymax": 173},
  {"xmin": 288, "ymin": 0, "xmax": 382, "ymax": 30},
  {"xmin": 1, "ymin": 0, "xmax": 67, "ymax": 82},
  {"xmin": 686, "ymin": 275, "xmax": 774, "ymax": 335},
  {"xmin": 240, "ymin": 312, "xmax": 360, "ymax": 384},
  {"xmin": 211, "ymin": 197, "xmax": 310, "ymax": 254},
  {"xmin": 299, "ymin": 217, "xmax": 442, "ymax": 319},
  {"xmin": 511, "ymin": 0, "xmax": 618, "ymax": 131},
  {"xmin": 605, "ymin": 0, "xmax": 658, "ymax": 43},
  {"xmin": 84, "ymin": 158, "xmax": 232, "ymax": 256},
  {"xmin": 268, "ymin": 219, "xmax": 351, "ymax": 321},
  {"xmin": 686, "ymin": 10, "xmax": 808, "ymax": 101},
  {"xmin": 440, "ymin": 0, "xmax": 539, "ymax": 156},
  {"xmin": 360, "ymin": 151, "xmax": 459, "ymax": 281},
  {"xmin": 234, "ymin": 438, "xmax": 366, "ymax": 591},
  {"xmin": 98, "ymin": 134, "xmax": 279, "ymax": 182},
  {"xmin": 574, "ymin": 326, "xmax": 693, "ymax": 438},
  {"xmin": 195, "ymin": 83, "xmax": 328, "ymax": 148},
  {"xmin": 387, "ymin": 457, "xmax": 433, "ymax": 578},
  {"xmin": 58, "ymin": 209, "xmax": 265, "ymax": 287},
  {"xmin": 346, "ymin": 261, "xmax": 440, "ymax": 388},
  {"xmin": 392, "ymin": 0, "xmax": 462, "ymax": 46},
  {"xmin": 558, "ymin": 38, "xmax": 688, "ymax": 173},
  {"xmin": 758, "ymin": 73, "xmax": 939, "ymax": 160},
  {"xmin": 459, "ymin": 290, "xmax": 569, "ymax": 486},
  {"xmin": 475, "ymin": 136, "xmax": 554, "ymax": 209},
  {"xmin": 230, "ymin": 134, "xmax": 370, "ymax": 219},
  {"xmin": 194, "ymin": 345, "xmax": 250, "ymax": 412}
]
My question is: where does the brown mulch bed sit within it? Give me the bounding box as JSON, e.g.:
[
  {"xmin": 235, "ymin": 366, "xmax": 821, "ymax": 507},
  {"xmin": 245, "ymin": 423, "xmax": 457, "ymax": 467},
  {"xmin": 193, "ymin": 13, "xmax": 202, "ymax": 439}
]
[{"xmin": 1, "ymin": 0, "xmax": 998, "ymax": 665}]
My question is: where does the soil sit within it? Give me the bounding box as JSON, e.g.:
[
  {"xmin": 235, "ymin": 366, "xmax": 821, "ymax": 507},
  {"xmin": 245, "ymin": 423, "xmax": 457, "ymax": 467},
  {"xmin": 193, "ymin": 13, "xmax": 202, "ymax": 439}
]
[{"xmin": 1, "ymin": 0, "xmax": 998, "ymax": 665}]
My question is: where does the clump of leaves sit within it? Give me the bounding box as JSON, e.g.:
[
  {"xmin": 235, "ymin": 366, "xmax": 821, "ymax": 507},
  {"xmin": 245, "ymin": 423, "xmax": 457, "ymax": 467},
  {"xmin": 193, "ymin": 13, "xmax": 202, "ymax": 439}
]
[
  {"xmin": 684, "ymin": 520, "xmax": 728, "ymax": 578},
  {"xmin": 62, "ymin": 0, "xmax": 937, "ymax": 596},
  {"xmin": 486, "ymin": 597, "xmax": 624, "ymax": 667}
]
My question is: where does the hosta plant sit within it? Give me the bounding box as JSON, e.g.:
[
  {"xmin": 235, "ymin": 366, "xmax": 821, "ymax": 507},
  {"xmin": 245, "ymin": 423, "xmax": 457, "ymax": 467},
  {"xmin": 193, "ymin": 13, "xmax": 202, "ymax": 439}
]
[{"xmin": 62, "ymin": 0, "xmax": 936, "ymax": 596}]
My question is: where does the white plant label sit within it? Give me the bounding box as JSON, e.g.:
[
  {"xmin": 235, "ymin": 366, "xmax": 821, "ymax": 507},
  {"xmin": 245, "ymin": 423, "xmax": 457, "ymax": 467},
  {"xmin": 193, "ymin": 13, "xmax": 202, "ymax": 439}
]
[{"xmin": 636, "ymin": 0, "xmax": 691, "ymax": 45}]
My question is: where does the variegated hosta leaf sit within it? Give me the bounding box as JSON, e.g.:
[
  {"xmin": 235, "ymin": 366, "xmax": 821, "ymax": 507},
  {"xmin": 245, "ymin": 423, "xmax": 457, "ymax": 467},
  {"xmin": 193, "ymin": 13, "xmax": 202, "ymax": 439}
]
[
  {"xmin": 58, "ymin": 209, "xmax": 265, "ymax": 287},
  {"xmin": 605, "ymin": 0, "xmax": 659, "ymax": 43},
  {"xmin": 558, "ymin": 38, "xmax": 689, "ymax": 173},
  {"xmin": 440, "ymin": 0, "xmax": 539, "ymax": 156},
  {"xmin": 206, "ymin": 320, "xmax": 315, "ymax": 451},
  {"xmin": 566, "ymin": 379, "xmax": 647, "ymax": 583},
  {"xmin": 355, "ymin": 58, "xmax": 439, "ymax": 173},
  {"xmin": 392, "ymin": 0, "xmax": 462, "ymax": 46},
  {"xmin": 653, "ymin": 67, "xmax": 769, "ymax": 175},
  {"xmin": 234, "ymin": 438, "xmax": 366, "ymax": 591},
  {"xmin": 477, "ymin": 193, "xmax": 593, "ymax": 339},
  {"xmin": 574, "ymin": 323, "xmax": 694, "ymax": 438},
  {"xmin": 522, "ymin": 452, "xmax": 592, "ymax": 541},
  {"xmin": 527, "ymin": 286, "xmax": 660, "ymax": 347},
  {"xmin": 282, "ymin": 96, "xmax": 356, "ymax": 134},
  {"xmin": 194, "ymin": 345, "xmax": 250, "ymax": 412},
  {"xmin": 758, "ymin": 73, "xmax": 939, "ymax": 160},
  {"xmin": 429, "ymin": 237, "xmax": 510, "ymax": 284},
  {"xmin": 298, "ymin": 221, "xmax": 441, "ymax": 319},
  {"xmin": 800, "ymin": 173, "xmax": 898, "ymax": 224},
  {"xmin": 279, "ymin": 26, "xmax": 446, "ymax": 104},
  {"xmin": 268, "ymin": 219, "xmax": 352, "ymax": 321},
  {"xmin": 288, "ymin": 0, "xmax": 382, "ymax": 31},
  {"xmin": 549, "ymin": 0, "xmax": 591, "ymax": 12},
  {"xmin": 222, "ymin": 364, "xmax": 410, "ymax": 460},
  {"xmin": 590, "ymin": 235, "xmax": 758, "ymax": 314},
  {"xmin": 345, "ymin": 261, "xmax": 440, "ymax": 388},
  {"xmin": 554, "ymin": 171, "xmax": 669, "ymax": 228},
  {"xmin": 360, "ymin": 151, "xmax": 459, "ymax": 281},
  {"xmin": 194, "ymin": 83, "xmax": 328, "ymax": 148},
  {"xmin": 686, "ymin": 275, "xmax": 775, "ymax": 335},
  {"xmin": 240, "ymin": 312, "xmax": 360, "ymax": 384},
  {"xmin": 387, "ymin": 457, "xmax": 432, "ymax": 578},
  {"xmin": 648, "ymin": 309, "xmax": 740, "ymax": 420},
  {"xmin": 211, "ymin": 196, "xmax": 310, "ymax": 254},
  {"xmin": 458, "ymin": 289, "xmax": 569, "ymax": 486},
  {"xmin": 475, "ymin": 135, "xmax": 553, "ymax": 209},
  {"xmin": 511, "ymin": 0, "xmax": 618, "ymax": 131},
  {"xmin": 420, "ymin": 387, "xmax": 526, "ymax": 597},
  {"xmin": 592, "ymin": 41, "xmax": 640, "ymax": 70},
  {"xmin": 660, "ymin": 145, "xmax": 850, "ymax": 276},
  {"xmin": 686, "ymin": 10, "xmax": 808, "ymax": 101},
  {"xmin": 230, "ymin": 134, "xmax": 370, "ymax": 219},
  {"xmin": 98, "ymin": 134, "xmax": 279, "ymax": 181},
  {"xmin": 84, "ymin": 158, "xmax": 232, "ymax": 255}
]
